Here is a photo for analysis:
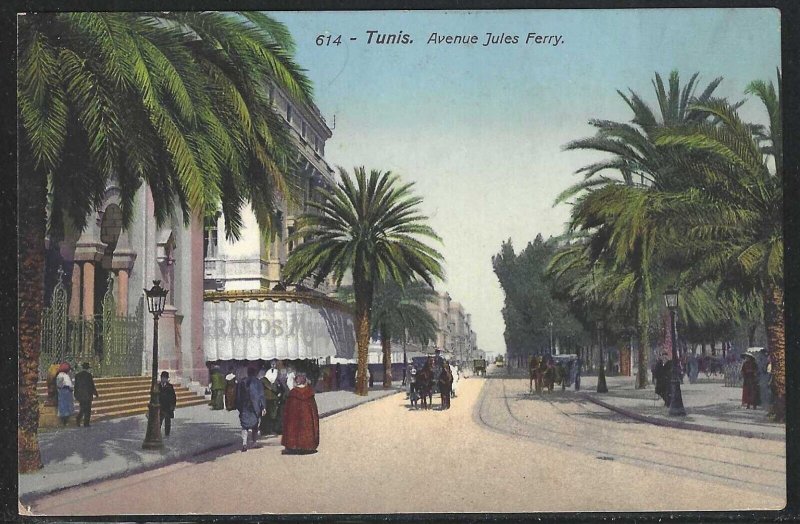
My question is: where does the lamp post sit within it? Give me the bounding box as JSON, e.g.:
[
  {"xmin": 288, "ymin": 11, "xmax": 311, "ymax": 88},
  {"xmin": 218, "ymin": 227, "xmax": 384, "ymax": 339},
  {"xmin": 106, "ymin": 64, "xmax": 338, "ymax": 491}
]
[
  {"xmin": 596, "ymin": 320, "xmax": 608, "ymax": 393},
  {"xmin": 548, "ymin": 320, "xmax": 554, "ymax": 356},
  {"xmin": 664, "ymin": 288, "xmax": 686, "ymax": 416},
  {"xmin": 143, "ymin": 280, "xmax": 168, "ymax": 449}
]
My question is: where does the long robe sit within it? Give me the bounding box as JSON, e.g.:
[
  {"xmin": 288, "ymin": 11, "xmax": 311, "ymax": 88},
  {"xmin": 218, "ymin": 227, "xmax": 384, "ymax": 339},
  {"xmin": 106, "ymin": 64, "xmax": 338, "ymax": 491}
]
[
  {"xmin": 210, "ymin": 370, "xmax": 225, "ymax": 410},
  {"xmin": 260, "ymin": 375, "xmax": 284, "ymax": 435},
  {"xmin": 741, "ymin": 357, "xmax": 759, "ymax": 407},
  {"xmin": 236, "ymin": 377, "xmax": 266, "ymax": 430},
  {"xmin": 56, "ymin": 372, "xmax": 74, "ymax": 418},
  {"xmin": 282, "ymin": 385, "xmax": 319, "ymax": 451},
  {"xmin": 224, "ymin": 377, "xmax": 237, "ymax": 411}
]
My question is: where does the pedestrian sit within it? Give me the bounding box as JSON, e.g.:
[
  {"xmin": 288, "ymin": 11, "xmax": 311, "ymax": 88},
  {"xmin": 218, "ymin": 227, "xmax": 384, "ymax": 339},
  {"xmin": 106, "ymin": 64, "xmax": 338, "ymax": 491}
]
[
  {"xmin": 260, "ymin": 360, "xmax": 285, "ymax": 436},
  {"xmin": 224, "ymin": 369, "xmax": 237, "ymax": 411},
  {"xmin": 286, "ymin": 366, "xmax": 297, "ymax": 391},
  {"xmin": 687, "ymin": 352, "xmax": 699, "ymax": 384},
  {"xmin": 574, "ymin": 357, "xmax": 582, "ymax": 391},
  {"xmin": 46, "ymin": 361, "xmax": 60, "ymax": 406},
  {"xmin": 555, "ymin": 361, "xmax": 566, "ymax": 391},
  {"xmin": 438, "ymin": 362, "xmax": 453, "ymax": 409},
  {"xmin": 654, "ymin": 354, "xmax": 670, "ymax": 406},
  {"xmin": 237, "ymin": 367, "xmax": 266, "ymax": 452},
  {"xmin": 209, "ymin": 366, "xmax": 225, "ymax": 410},
  {"xmin": 408, "ymin": 366, "xmax": 419, "ymax": 408},
  {"xmin": 159, "ymin": 371, "xmax": 177, "ymax": 436},
  {"xmin": 756, "ymin": 348, "xmax": 772, "ymax": 410},
  {"xmin": 281, "ymin": 372, "xmax": 320, "ymax": 454},
  {"xmin": 741, "ymin": 354, "xmax": 759, "ymax": 409},
  {"xmin": 73, "ymin": 362, "xmax": 99, "ymax": 427},
  {"xmin": 56, "ymin": 363, "xmax": 75, "ymax": 426},
  {"xmin": 450, "ymin": 363, "xmax": 460, "ymax": 398}
]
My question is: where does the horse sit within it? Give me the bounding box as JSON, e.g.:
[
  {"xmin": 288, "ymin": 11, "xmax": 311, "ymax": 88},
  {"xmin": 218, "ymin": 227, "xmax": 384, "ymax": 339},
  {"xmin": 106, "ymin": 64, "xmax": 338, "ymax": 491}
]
[
  {"xmin": 529, "ymin": 356, "xmax": 540, "ymax": 393},
  {"xmin": 416, "ymin": 364, "xmax": 434, "ymax": 410}
]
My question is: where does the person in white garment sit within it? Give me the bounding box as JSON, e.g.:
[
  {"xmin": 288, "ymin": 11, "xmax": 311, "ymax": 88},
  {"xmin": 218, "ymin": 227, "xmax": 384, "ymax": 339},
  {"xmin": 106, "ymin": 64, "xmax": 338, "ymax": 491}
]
[
  {"xmin": 286, "ymin": 367, "xmax": 296, "ymax": 391},
  {"xmin": 450, "ymin": 364, "xmax": 460, "ymax": 398}
]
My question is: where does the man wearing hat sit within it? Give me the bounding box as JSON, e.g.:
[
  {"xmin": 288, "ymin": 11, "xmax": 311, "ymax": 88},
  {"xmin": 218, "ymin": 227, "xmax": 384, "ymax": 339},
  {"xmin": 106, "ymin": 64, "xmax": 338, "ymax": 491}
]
[
  {"xmin": 159, "ymin": 371, "xmax": 178, "ymax": 436},
  {"xmin": 74, "ymin": 362, "xmax": 99, "ymax": 427}
]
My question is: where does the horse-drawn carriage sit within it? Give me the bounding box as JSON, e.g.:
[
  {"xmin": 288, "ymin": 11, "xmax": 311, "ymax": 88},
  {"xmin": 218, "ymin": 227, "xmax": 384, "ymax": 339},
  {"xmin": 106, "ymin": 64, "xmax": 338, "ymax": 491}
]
[{"xmin": 473, "ymin": 359, "xmax": 487, "ymax": 376}]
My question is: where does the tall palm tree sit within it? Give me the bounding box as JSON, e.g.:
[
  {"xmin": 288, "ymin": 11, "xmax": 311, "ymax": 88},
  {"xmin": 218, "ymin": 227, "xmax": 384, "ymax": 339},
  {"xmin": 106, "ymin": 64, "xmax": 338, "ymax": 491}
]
[
  {"xmin": 656, "ymin": 74, "xmax": 784, "ymax": 420},
  {"xmin": 339, "ymin": 279, "xmax": 438, "ymax": 387},
  {"xmin": 18, "ymin": 12, "xmax": 311, "ymax": 472},
  {"xmin": 283, "ymin": 167, "xmax": 445, "ymax": 395},
  {"xmin": 556, "ymin": 71, "xmax": 723, "ymax": 388}
]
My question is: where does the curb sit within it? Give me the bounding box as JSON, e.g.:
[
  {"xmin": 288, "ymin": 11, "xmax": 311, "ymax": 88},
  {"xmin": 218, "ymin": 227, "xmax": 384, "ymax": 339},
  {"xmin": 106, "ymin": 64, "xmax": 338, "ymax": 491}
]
[
  {"xmin": 20, "ymin": 389, "xmax": 403, "ymax": 504},
  {"xmin": 579, "ymin": 393, "xmax": 784, "ymax": 442}
]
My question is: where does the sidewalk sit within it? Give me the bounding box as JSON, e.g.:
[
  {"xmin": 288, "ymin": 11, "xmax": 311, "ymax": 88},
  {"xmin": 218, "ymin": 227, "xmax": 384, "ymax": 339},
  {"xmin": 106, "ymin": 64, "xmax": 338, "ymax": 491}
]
[
  {"xmin": 19, "ymin": 386, "xmax": 402, "ymax": 501},
  {"xmin": 577, "ymin": 375, "xmax": 785, "ymax": 441}
]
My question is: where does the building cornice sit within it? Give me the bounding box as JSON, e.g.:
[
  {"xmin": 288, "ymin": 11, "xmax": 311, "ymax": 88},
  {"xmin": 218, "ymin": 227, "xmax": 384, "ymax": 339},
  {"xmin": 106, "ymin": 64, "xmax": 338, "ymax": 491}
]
[{"xmin": 203, "ymin": 288, "xmax": 352, "ymax": 314}]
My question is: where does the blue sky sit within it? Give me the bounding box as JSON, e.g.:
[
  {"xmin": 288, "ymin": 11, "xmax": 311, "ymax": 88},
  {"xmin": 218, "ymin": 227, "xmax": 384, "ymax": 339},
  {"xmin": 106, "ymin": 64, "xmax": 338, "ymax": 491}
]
[{"xmin": 271, "ymin": 9, "xmax": 781, "ymax": 354}]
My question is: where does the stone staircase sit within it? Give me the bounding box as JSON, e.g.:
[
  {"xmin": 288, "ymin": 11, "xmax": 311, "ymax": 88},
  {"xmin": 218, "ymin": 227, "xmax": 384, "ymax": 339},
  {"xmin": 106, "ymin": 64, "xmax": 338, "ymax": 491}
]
[{"xmin": 38, "ymin": 375, "xmax": 209, "ymax": 426}]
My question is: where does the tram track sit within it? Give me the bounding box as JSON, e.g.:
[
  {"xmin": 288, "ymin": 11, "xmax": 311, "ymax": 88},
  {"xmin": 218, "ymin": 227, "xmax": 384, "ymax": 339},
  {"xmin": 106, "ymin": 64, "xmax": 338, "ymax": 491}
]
[{"xmin": 473, "ymin": 376, "xmax": 785, "ymax": 497}]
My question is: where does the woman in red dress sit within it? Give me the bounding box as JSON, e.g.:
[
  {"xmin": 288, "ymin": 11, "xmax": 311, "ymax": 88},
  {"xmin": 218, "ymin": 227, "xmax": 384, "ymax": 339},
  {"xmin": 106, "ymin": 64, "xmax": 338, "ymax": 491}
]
[
  {"xmin": 741, "ymin": 354, "xmax": 759, "ymax": 409},
  {"xmin": 281, "ymin": 372, "xmax": 320, "ymax": 454}
]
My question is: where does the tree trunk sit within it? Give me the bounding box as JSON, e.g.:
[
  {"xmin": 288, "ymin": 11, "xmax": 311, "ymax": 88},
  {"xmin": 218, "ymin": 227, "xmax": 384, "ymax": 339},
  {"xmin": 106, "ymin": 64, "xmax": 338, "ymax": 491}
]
[
  {"xmin": 748, "ymin": 323, "xmax": 758, "ymax": 347},
  {"xmin": 353, "ymin": 276, "xmax": 373, "ymax": 397},
  {"xmin": 380, "ymin": 322, "xmax": 392, "ymax": 388},
  {"xmin": 636, "ymin": 300, "xmax": 650, "ymax": 388},
  {"xmin": 19, "ymin": 166, "xmax": 46, "ymax": 472},
  {"xmin": 763, "ymin": 283, "xmax": 785, "ymax": 422}
]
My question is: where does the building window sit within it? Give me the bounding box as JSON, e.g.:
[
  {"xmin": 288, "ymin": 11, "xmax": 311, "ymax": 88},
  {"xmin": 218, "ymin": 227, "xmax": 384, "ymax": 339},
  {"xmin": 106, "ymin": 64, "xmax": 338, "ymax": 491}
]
[
  {"xmin": 203, "ymin": 215, "xmax": 219, "ymax": 258},
  {"xmin": 301, "ymin": 121, "xmax": 307, "ymax": 138},
  {"xmin": 287, "ymin": 226, "xmax": 296, "ymax": 254},
  {"xmin": 286, "ymin": 105, "xmax": 293, "ymax": 124}
]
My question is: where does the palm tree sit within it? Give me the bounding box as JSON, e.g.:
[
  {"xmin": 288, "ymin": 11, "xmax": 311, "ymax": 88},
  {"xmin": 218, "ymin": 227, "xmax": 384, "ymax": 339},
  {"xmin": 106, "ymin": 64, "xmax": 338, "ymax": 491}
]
[
  {"xmin": 18, "ymin": 12, "xmax": 311, "ymax": 472},
  {"xmin": 655, "ymin": 74, "xmax": 784, "ymax": 420},
  {"xmin": 339, "ymin": 279, "xmax": 438, "ymax": 387},
  {"xmin": 556, "ymin": 71, "xmax": 723, "ymax": 388},
  {"xmin": 283, "ymin": 167, "xmax": 445, "ymax": 395}
]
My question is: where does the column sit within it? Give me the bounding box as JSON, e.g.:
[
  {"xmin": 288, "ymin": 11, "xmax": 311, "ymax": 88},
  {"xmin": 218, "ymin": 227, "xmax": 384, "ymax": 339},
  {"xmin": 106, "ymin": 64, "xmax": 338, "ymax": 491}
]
[
  {"xmin": 82, "ymin": 261, "xmax": 95, "ymax": 319},
  {"xmin": 69, "ymin": 263, "xmax": 82, "ymax": 317},
  {"xmin": 116, "ymin": 268, "xmax": 129, "ymax": 316}
]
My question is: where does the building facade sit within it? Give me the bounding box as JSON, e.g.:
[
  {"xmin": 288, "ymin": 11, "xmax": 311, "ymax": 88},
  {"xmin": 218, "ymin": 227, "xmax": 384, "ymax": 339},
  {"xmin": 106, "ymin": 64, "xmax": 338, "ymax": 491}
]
[{"xmin": 40, "ymin": 82, "xmax": 353, "ymax": 387}]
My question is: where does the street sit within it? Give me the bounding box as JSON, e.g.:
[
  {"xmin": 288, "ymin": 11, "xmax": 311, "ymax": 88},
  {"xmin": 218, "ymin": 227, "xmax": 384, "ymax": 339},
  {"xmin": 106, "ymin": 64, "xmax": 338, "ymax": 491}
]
[{"xmin": 30, "ymin": 369, "xmax": 785, "ymax": 515}]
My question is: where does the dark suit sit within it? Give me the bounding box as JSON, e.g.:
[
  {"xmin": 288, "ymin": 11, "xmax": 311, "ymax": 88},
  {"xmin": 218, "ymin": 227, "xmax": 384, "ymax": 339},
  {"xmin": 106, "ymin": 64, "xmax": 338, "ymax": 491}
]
[
  {"xmin": 74, "ymin": 369, "xmax": 99, "ymax": 426},
  {"xmin": 159, "ymin": 382, "xmax": 177, "ymax": 435}
]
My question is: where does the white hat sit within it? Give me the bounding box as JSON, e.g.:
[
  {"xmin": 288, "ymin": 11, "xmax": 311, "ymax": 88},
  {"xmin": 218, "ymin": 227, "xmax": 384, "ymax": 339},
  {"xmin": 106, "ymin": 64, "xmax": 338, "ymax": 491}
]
[{"xmin": 225, "ymin": 373, "xmax": 236, "ymax": 381}]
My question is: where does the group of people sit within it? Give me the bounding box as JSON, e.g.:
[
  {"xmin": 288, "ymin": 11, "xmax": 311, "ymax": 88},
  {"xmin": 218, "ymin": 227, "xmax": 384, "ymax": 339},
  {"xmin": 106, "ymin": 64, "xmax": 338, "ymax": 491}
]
[
  {"xmin": 406, "ymin": 353, "xmax": 460, "ymax": 410},
  {"xmin": 528, "ymin": 356, "xmax": 582, "ymax": 394},
  {"xmin": 653, "ymin": 348, "xmax": 774, "ymax": 411},
  {"xmin": 47, "ymin": 361, "xmax": 100, "ymax": 427},
  {"xmin": 210, "ymin": 360, "xmax": 320, "ymax": 454}
]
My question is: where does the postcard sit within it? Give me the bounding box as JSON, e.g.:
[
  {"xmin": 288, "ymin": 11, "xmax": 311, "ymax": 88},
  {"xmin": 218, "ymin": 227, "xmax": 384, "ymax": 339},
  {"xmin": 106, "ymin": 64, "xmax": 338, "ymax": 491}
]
[{"xmin": 17, "ymin": 8, "xmax": 786, "ymax": 516}]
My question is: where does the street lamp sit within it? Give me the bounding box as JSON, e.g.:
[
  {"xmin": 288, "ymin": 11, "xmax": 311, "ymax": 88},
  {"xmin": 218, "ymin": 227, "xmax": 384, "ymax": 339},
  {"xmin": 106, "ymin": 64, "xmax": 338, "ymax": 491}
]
[
  {"xmin": 664, "ymin": 288, "xmax": 686, "ymax": 416},
  {"xmin": 547, "ymin": 320, "xmax": 554, "ymax": 356},
  {"xmin": 596, "ymin": 320, "xmax": 608, "ymax": 393},
  {"xmin": 143, "ymin": 280, "xmax": 168, "ymax": 449}
]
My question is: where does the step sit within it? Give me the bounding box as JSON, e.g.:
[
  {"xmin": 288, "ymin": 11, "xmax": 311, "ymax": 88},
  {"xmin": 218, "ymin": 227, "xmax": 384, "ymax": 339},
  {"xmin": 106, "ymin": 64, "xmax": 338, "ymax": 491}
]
[
  {"xmin": 93, "ymin": 397, "xmax": 210, "ymax": 421},
  {"xmin": 88, "ymin": 390, "xmax": 201, "ymax": 411}
]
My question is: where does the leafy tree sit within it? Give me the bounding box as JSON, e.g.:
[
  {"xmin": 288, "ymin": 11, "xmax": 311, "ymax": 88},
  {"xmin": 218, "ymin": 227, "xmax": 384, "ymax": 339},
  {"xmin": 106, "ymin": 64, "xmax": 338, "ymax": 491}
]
[
  {"xmin": 283, "ymin": 167, "xmax": 445, "ymax": 395},
  {"xmin": 493, "ymin": 235, "xmax": 586, "ymax": 362},
  {"xmin": 556, "ymin": 71, "xmax": 723, "ymax": 388},
  {"xmin": 18, "ymin": 12, "xmax": 311, "ymax": 471},
  {"xmin": 339, "ymin": 279, "xmax": 438, "ymax": 387},
  {"xmin": 656, "ymin": 73, "xmax": 784, "ymax": 420}
]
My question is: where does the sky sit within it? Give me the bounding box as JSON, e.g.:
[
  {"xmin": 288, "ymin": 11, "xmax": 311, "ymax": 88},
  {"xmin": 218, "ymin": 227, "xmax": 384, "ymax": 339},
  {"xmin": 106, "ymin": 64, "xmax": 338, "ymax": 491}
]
[{"xmin": 270, "ymin": 9, "xmax": 781, "ymax": 354}]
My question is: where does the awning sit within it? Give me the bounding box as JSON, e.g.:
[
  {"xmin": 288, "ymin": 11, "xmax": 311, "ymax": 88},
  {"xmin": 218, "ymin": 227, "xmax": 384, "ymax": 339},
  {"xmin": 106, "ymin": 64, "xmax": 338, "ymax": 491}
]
[{"xmin": 203, "ymin": 290, "xmax": 356, "ymax": 362}]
